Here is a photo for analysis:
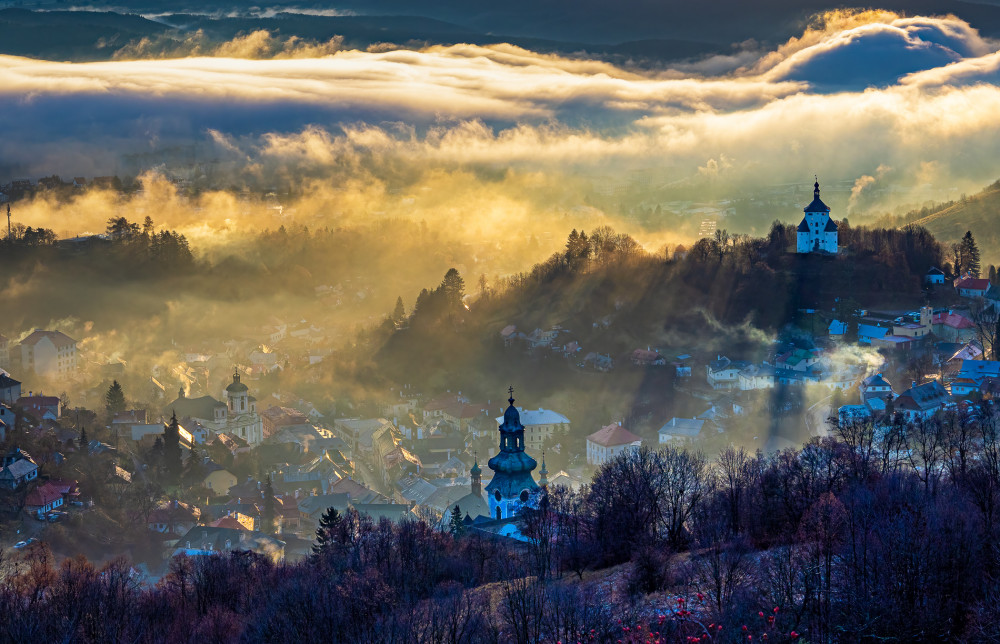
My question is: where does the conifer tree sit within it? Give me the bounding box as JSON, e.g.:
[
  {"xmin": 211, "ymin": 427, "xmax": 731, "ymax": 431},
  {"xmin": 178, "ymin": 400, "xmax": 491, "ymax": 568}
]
[
  {"xmin": 79, "ymin": 426, "xmax": 88, "ymax": 453},
  {"xmin": 313, "ymin": 506, "xmax": 343, "ymax": 555},
  {"xmin": 391, "ymin": 296, "xmax": 405, "ymax": 323},
  {"xmin": 961, "ymin": 231, "xmax": 981, "ymax": 277},
  {"xmin": 105, "ymin": 380, "xmax": 126, "ymax": 417},
  {"xmin": 449, "ymin": 504, "xmax": 466, "ymax": 537}
]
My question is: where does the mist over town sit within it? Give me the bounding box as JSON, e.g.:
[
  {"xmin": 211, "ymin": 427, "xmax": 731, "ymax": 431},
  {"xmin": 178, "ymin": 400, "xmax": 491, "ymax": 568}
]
[{"xmin": 3, "ymin": 1, "xmax": 1000, "ymax": 642}]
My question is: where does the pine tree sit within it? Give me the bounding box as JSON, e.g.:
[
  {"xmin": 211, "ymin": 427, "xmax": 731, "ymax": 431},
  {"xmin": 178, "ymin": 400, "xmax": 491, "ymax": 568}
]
[
  {"xmin": 440, "ymin": 268, "xmax": 465, "ymax": 309},
  {"xmin": 79, "ymin": 426, "xmax": 88, "ymax": 453},
  {"xmin": 990, "ymin": 265, "xmax": 998, "ymax": 286},
  {"xmin": 263, "ymin": 474, "xmax": 276, "ymax": 534},
  {"xmin": 448, "ymin": 504, "xmax": 466, "ymax": 537},
  {"xmin": 391, "ymin": 296, "xmax": 405, "ymax": 323},
  {"xmin": 962, "ymin": 231, "xmax": 982, "ymax": 277},
  {"xmin": 163, "ymin": 412, "xmax": 183, "ymax": 484},
  {"xmin": 313, "ymin": 506, "xmax": 343, "ymax": 555},
  {"xmin": 105, "ymin": 380, "xmax": 126, "ymax": 417}
]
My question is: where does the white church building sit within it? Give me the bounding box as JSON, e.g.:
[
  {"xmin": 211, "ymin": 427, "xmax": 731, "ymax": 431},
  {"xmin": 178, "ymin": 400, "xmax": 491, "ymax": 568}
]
[{"xmin": 796, "ymin": 180, "xmax": 838, "ymax": 254}]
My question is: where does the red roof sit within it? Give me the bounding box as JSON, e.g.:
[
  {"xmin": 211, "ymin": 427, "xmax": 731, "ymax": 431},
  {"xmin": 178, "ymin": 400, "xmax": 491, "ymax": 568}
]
[
  {"xmin": 209, "ymin": 517, "xmax": 251, "ymax": 531},
  {"xmin": 955, "ymin": 277, "xmax": 991, "ymax": 291},
  {"xmin": 46, "ymin": 479, "xmax": 78, "ymax": 495},
  {"xmin": 25, "ymin": 482, "xmax": 63, "ymax": 507},
  {"xmin": 587, "ymin": 423, "xmax": 642, "ymax": 447},
  {"xmin": 932, "ymin": 312, "xmax": 974, "ymax": 329}
]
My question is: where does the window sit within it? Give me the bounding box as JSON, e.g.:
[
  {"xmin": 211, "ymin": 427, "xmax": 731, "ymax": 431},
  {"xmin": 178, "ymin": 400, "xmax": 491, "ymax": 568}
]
[{"xmin": 519, "ymin": 490, "xmax": 530, "ymax": 503}]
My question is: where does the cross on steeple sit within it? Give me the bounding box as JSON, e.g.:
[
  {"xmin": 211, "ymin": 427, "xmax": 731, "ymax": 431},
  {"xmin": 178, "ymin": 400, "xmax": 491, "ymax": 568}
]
[{"xmin": 508, "ymin": 385, "xmax": 515, "ymax": 404}]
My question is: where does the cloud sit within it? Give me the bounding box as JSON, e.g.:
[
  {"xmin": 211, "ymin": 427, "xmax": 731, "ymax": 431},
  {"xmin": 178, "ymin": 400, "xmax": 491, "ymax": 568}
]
[
  {"xmin": 0, "ymin": 11, "xmax": 999, "ymax": 226},
  {"xmin": 762, "ymin": 12, "xmax": 996, "ymax": 90}
]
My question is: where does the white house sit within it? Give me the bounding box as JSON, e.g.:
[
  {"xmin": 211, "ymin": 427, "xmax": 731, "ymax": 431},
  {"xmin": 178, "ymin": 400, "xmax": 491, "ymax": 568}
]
[
  {"xmin": 738, "ymin": 364, "xmax": 776, "ymax": 390},
  {"xmin": 586, "ymin": 423, "xmax": 642, "ymax": 466},
  {"xmin": 954, "ymin": 274, "xmax": 991, "ymax": 298},
  {"xmin": 707, "ymin": 356, "xmax": 747, "ymax": 390},
  {"xmin": 19, "ymin": 329, "xmax": 78, "ymax": 379},
  {"xmin": 658, "ymin": 418, "xmax": 704, "ymax": 444},
  {"xmin": 796, "ymin": 180, "xmax": 838, "ymax": 254},
  {"xmin": 925, "ymin": 267, "xmax": 945, "ymax": 285}
]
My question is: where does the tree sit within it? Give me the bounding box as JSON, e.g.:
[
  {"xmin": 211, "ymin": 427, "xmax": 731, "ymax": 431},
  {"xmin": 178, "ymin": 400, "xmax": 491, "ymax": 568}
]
[
  {"xmin": 105, "ymin": 380, "xmax": 126, "ymax": 417},
  {"xmin": 391, "ymin": 296, "xmax": 405, "ymax": 323},
  {"xmin": 262, "ymin": 475, "xmax": 276, "ymax": 534},
  {"xmin": 440, "ymin": 268, "xmax": 465, "ymax": 310},
  {"xmin": 79, "ymin": 427, "xmax": 88, "ymax": 454},
  {"xmin": 162, "ymin": 412, "xmax": 183, "ymax": 484},
  {"xmin": 448, "ymin": 505, "xmax": 466, "ymax": 538},
  {"xmin": 313, "ymin": 506, "xmax": 343, "ymax": 555},
  {"xmin": 961, "ymin": 230, "xmax": 982, "ymax": 277}
]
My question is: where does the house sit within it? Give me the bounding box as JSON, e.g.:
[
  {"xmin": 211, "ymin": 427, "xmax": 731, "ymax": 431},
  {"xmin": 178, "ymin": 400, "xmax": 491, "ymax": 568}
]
[
  {"xmin": 932, "ymin": 311, "xmax": 976, "ymax": 343},
  {"xmin": 673, "ymin": 362, "xmax": 692, "ymax": 378},
  {"xmin": 707, "ymin": 356, "xmax": 748, "ymax": 390},
  {"xmin": 925, "ymin": 267, "xmax": 945, "ymax": 285},
  {"xmin": 0, "ymin": 374, "xmax": 21, "ymax": 405},
  {"xmin": 260, "ymin": 406, "xmax": 310, "ymax": 439},
  {"xmin": 396, "ymin": 475, "xmax": 439, "ymax": 506},
  {"xmin": 202, "ymin": 463, "xmax": 237, "ymax": 495},
  {"xmin": 775, "ymin": 348, "xmax": 821, "ymax": 372},
  {"xmin": 894, "ymin": 381, "xmax": 949, "ymax": 419},
  {"xmin": 738, "ymin": 364, "xmax": 775, "ymax": 390},
  {"xmin": 0, "ymin": 448, "xmax": 38, "ymax": 488},
  {"xmin": 861, "ymin": 373, "xmax": 895, "ymax": 411},
  {"xmin": 334, "ymin": 418, "xmax": 395, "ymax": 455},
  {"xmin": 17, "ymin": 394, "xmax": 61, "ymax": 421},
  {"xmin": 858, "ymin": 324, "xmax": 889, "ymax": 345},
  {"xmin": 795, "ymin": 180, "xmax": 838, "ymax": 254},
  {"xmin": 148, "ymin": 500, "xmax": 201, "ymax": 534},
  {"xmin": 871, "ymin": 335, "xmax": 914, "ymax": 351},
  {"xmin": 631, "ymin": 349, "xmax": 666, "ymax": 366},
  {"xmin": 582, "ymin": 352, "xmax": 614, "ymax": 372},
  {"xmin": 658, "ymin": 418, "xmax": 704, "ymax": 444},
  {"xmin": 25, "ymin": 481, "xmax": 64, "ymax": 515},
  {"xmin": 19, "ymin": 329, "xmax": 78, "ymax": 378},
  {"xmin": 954, "ymin": 274, "xmax": 992, "ymax": 298},
  {"xmin": 493, "ymin": 407, "xmax": 570, "ymax": 451},
  {"xmin": 0, "ymin": 404, "xmax": 13, "ymax": 442},
  {"xmin": 586, "ymin": 423, "xmax": 642, "ymax": 466},
  {"xmin": 828, "ymin": 320, "xmax": 847, "ymax": 341},
  {"xmin": 174, "ymin": 526, "xmax": 285, "ymax": 562}
]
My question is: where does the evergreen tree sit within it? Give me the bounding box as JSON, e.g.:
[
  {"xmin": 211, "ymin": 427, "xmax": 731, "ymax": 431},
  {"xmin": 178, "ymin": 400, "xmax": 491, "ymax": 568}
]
[
  {"xmin": 448, "ymin": 504, "xmax": 466, "ymax": 537},
  {"xmin": 440, "ymin": 268, "xmax": 465, "ymax": 309},
  {"xmin": 962, "ymin": 231, "xmax": 982, "ymax": 277},
  {"xmin": 105, "ymin": 380, "xmax": 126, "ymax": 417},
  {"xmin": 313, "ymin": 506, "xmax": 343, "ymax": 555},
  {"xmin": 163, "ymin": 412, "xmax": 183, "ymax": 484},
  {"xmin": 990, "ymin": 265, "xmax": 998, "ymax": 286},
  {"xmin": 79, "ymin": 426, "xmax": 88, "ymax": 453},
  {"xmin": 391, "ymin": 296, "xmax": 405, "ymax": 323},
  {"xmin": 263, "ymin": 474, "xmax": 276, "ymax": 534}
]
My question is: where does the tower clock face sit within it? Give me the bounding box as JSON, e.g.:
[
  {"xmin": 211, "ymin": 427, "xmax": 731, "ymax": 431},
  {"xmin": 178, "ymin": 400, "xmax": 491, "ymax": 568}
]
[{"xmin": 495, "ymin": 490, "xmax": 502, "ymax": 502}]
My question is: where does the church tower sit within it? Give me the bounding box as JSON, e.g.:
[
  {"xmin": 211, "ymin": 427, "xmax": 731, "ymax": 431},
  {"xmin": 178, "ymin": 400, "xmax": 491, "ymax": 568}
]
[
  {"xmin": 796, "ymin": 179, "xmax": 838, "ymax": 254},
  {"xmin": 486, "ymin": 388, "xmax": 540, "ymax": 520},
  {"xmin": 226, "ymin": 369, "xmax": 249, "ymax": 414}
]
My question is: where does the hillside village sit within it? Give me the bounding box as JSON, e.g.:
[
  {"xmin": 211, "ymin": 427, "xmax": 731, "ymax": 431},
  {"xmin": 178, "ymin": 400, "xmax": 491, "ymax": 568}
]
[{"xmin": 0, "ymin": 180, "xmax": 998, "ymax": 577}]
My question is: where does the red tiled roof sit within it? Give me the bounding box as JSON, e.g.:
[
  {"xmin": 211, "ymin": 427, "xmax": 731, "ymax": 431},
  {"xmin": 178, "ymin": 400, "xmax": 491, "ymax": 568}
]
[
  {"xmin": 587, "ymin": 423, "xmax": 642, "ymax": 447},
  {"xmin": 932, "ymin": 312, "xmax": 974, "ymax": 329},
  {"xmin": 25, "ymin": 482, "xmax": 63, "ymax": 507},
  {"xmin": 209, "ymin": 517, "xmax": 250, "ymax": 531},
  {"xmin": 955, "ymin": 277, "xmax": 991, "ymax": 291}
]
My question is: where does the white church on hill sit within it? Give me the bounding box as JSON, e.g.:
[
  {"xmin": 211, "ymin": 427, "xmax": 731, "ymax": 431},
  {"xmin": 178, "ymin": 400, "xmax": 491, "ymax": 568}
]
[{"xmin": 796, "ymin": 179, "xmax": 838, "ymax": 254}]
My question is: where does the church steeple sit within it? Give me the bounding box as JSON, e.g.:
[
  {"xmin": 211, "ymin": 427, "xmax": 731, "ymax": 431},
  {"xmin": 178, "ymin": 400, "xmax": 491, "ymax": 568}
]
[
  {"xmin": 485, "ymin": 386, "xmax": 540, "ymax": 520},
  {"xmin": 539, "ymin": 451, "xmax": 549, "ymax": 490},
  {"xmin": 814, "ymin": 176, "xmax": 820, "ymax": 199},
  {"xmin": 470, "ymin": 452, "xmax": 482, "ymax": 496}
]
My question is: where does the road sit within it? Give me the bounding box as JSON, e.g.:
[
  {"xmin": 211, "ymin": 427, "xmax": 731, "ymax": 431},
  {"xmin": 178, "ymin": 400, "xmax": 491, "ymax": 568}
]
[{"xmin": 805, "ymin": 392, "xmax": 835, "ymax": 438}]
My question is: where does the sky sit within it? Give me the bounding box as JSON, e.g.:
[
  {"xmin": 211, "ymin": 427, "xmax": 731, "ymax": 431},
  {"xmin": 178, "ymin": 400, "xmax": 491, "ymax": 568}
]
[{"xmin": 2, "ymin": 10, "xmax": 1000, "ymax": 233}]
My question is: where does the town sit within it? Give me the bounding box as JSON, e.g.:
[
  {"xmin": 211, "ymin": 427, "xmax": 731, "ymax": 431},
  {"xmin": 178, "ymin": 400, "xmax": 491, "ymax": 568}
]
[{"xmin": 0, "ymin": 177, "xmax": 996, "ymax": 581}]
